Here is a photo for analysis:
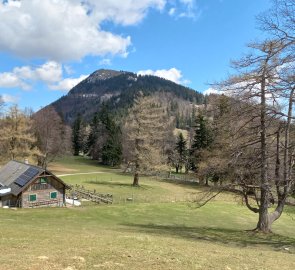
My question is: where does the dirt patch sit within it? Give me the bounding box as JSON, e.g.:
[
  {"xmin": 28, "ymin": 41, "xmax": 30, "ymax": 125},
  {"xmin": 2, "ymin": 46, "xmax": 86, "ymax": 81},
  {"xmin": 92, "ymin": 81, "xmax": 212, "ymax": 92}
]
[
  {"xmin": 58, "ymin": 172, "xmax": 103, "ymax": 177},
  {"xmin": 37, "ymin": 256, "xmax": 49, "ymax": 260},
  {"xmin": 72, "ymin": 256, "xmax": 85, "ymax": 263},
  {"xmin": 47, "ymin": 164, "xmax": 78, "ymax": 174}
]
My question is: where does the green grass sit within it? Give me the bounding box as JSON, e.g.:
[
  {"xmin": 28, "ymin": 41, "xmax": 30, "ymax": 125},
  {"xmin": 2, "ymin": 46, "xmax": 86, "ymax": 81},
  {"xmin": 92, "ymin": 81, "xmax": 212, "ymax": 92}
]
[
  {"xmin": 0, "ymin": 156, "xmax": 295, "ymax": 270},
  {"xmin": 51, "ymin": 156, "xmax": 209, "ymax": 204}
]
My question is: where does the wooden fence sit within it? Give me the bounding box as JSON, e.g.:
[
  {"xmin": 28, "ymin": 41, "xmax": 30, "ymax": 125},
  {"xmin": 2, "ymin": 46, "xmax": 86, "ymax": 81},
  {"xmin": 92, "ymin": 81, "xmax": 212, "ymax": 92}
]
[
  {"xmin": 154, "ymin": 172, "xmax": 198, "ymax": 183},
  {"xmin": 28, "ymin": 199, "xmax": 61, "ymax": 208},
  {"xmin": 69, "ymin": 185, "xmax": 113, "ymax": 204}
]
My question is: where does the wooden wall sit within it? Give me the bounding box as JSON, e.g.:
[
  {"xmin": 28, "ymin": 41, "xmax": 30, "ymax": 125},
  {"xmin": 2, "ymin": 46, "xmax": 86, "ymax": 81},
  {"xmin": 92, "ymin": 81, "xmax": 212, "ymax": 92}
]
[{"xmin": 22, "ymin": 175, "xmax": 65, "ymax": 208}]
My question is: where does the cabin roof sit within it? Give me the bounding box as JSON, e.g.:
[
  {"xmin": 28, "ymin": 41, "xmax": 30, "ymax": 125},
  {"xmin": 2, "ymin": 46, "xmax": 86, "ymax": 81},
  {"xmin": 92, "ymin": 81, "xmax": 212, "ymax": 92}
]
[{"xmin": 0, "ymin": 160, "xmax": 69, "ymax": 197}]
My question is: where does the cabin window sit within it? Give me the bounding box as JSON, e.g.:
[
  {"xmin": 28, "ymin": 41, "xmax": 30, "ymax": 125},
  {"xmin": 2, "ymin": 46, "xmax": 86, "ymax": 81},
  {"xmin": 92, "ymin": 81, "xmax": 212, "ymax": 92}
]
[
  {"xmin": 50, "ymin": 191, "xmax": 57, "ymax": 199},
  {"xmin": 40, "ymin": 178, "xmax": 47, "ymax": 184},
  {"xmin": 29, "ymin": 194, "xmax": 37, "ymax": 201}
]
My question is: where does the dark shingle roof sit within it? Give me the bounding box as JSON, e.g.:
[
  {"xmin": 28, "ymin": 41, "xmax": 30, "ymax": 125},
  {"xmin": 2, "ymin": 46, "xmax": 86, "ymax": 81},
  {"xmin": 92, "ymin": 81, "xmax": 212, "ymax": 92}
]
[{"xmin": 0, "ymin": 161, "xmax": 44, "ymax": 196}]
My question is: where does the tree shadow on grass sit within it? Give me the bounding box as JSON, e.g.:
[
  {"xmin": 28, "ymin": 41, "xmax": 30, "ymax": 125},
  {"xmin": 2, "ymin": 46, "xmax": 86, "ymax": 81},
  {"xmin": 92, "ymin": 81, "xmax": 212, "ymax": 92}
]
[
  {"xmin": 85, "ymin": 180, "xmax": 152, "ymax": 190},
  {"xmin": 120, "ymin": 223, "xmax": 295, "ymax": 252},
  {"xmin": 70, "ymin": 157, "xmax": 121, "ymax": 171},
  {"xmin": 158, "ymin": 179, "xmax": 199, "ymax": 188}
]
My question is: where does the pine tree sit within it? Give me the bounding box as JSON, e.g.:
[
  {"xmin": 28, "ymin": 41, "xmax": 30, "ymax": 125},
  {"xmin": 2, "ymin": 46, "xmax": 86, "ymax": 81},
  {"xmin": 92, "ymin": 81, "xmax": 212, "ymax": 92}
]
[
  {"xmin": 87, "ymin": 112, "xmax": 100, "ymax": 158},
  {"xmin": 100, "ymin": 108, "xmax": 122, "ymax": 166},
  {"xmin": 175, "ymin": 132, "xmax": 187, "ymax": 173},
  {"xmin": 87, "ymin": 105, "xmax": 122, "ymax": 166},
  {"xmin": 72, "ymin": 114, "xmax": 82, "ymax": 156},
  {"xmin": 190, "ymin": 112, "xmax": 213, "ymax": 171}
]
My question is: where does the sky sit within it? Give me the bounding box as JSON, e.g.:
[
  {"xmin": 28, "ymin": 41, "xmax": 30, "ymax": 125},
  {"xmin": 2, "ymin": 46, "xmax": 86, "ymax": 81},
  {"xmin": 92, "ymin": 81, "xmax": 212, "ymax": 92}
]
[{"xmin": 0, "ymin": 0, "xmax": 272, "ymax": 111}]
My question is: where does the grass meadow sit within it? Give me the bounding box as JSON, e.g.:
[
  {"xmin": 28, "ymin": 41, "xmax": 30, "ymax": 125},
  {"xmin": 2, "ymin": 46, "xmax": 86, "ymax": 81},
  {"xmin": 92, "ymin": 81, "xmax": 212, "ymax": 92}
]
[{"xmin": 0, "ymin": 156, "xmax": 295, "ymax": 270}]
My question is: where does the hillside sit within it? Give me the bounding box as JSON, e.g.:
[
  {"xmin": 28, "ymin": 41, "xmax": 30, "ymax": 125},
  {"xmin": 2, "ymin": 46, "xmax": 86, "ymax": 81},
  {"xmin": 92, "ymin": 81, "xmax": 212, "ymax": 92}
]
[
  {"xmin": 1, "ymin": 156, "xmax": 295, "ymax": 270},
  {"xmin": 47, "ymin": 69, "xmax": 204, "ymax": 124}
]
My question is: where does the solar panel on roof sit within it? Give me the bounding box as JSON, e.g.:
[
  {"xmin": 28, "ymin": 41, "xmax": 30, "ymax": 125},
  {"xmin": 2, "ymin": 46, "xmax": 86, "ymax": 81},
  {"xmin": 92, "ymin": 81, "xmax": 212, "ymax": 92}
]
[
  {"xmin": 24, "ymin": 167, "xmax": 39, "ymax": 177},
  {"xmin": 15, "ymin": 177, "xmax": 27, "ymax": 187},
  {"xmin": 14, "ymin": 167, "xmax": 39, "ymax": 187}
]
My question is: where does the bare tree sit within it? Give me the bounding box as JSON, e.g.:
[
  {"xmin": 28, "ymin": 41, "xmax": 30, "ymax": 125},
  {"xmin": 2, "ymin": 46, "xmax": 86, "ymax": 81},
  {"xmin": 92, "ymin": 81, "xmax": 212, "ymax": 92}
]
[
  {"xmin": 195, "ymin": 0, "xmax": 295, "ymax": 232},
  {"xmin": 258, "ymin": 0, "xmax": 295, "ymax": 44},
  {"xmin": 0, "ymin": 95, "xmax": 4, "ymax": 113},
  {"xmin": 33, "ymin": 106, "xmax": 71, "ymax": 169},
  {"xmin": 213, "ymin": 32, "xmax": 294, "ymax": 232}
]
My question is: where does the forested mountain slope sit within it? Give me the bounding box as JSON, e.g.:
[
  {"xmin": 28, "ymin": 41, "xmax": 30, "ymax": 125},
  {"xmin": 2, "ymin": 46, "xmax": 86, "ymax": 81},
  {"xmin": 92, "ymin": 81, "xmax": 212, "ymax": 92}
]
[{"xmin": 47, "ymin": 69, "xmax": 204, "ymax": 124}]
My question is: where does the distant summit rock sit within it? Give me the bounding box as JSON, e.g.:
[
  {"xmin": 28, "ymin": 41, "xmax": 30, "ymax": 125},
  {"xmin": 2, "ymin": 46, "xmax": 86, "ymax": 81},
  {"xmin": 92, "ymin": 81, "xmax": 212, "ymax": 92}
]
[
  {"xmin": 44, "ymin": 69, "xmax": 204, "ymax": 124},
  {"xmin": 85, "ymin": 69, "xmax": 123, "ymax": 83}
]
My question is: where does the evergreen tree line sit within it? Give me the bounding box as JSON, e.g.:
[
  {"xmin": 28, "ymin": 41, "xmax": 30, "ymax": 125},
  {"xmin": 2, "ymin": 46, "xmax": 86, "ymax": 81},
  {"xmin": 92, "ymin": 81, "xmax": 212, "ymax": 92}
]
[
  {"xmin": 171, "ymin": 111, "xmax": 213, "ymax": 176},
  {"xmin": 71, "ymin": 104, "xmax": 122, "ymax": 166},
  {"xmin": 70, "ymin": 92, "xmax": 202, "ymax": 169}
]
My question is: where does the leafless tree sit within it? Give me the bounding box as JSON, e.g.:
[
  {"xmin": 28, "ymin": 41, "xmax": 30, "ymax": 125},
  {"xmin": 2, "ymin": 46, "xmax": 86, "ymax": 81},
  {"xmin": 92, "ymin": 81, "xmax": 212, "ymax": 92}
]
[
  {"xmin": 196, "ymin": 0, "xmax": 295, "ymax": 233},
  {"xmin": 33, "ymin": 106, "xmax": 72, "ymax": 169},
  {"xmin": 0, "ymin": 95, "xmax": 4, "ymax": 113}
]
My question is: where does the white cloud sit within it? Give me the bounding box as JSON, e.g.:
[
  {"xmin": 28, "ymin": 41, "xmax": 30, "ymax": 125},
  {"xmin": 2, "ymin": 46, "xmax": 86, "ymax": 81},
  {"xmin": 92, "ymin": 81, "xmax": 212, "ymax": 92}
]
[
  {"xmin": 0, "ymin": 1, "xmax": 196, "ymax": 61},
  {"xmin": 0, "ymin": 0, "xmax": 169, "ymax": 61},
  {"xmin": 168, "ymin": 8, "xmax": 176, "ymax": 16},
  {"xmin": 0, "ymin": 61, "xmax": 81, "ymax": 91},
  {"xmin": 0, "ymin": 61, "xmax": 63, "ymax": 90},
  {"xmin": 2, "ymin": 94, "xmax": 20, "ymax": 103},
  {"xmin": 35, "ymin": 61, "xmax": 62, "ymax": 83},
  {"xmin": 64, "ymin": 65, "xmax": 74, "ymax": 75},
  {"xmin": 86, "ymin": 0, "xmax": 166, "ymax": 26},
  {"xmin": 49, "ymin": 75, "xmax": 89, "ymax": 92},
  {"xmin": 0, "ymin": 72, "xmax": 22, "ymax": 88},
  {"xmin": 180, "ymin": 0, "xmax": 194, "ymax": 5},
  {"xmin": 13, "ymin": 66, "xmax": 34, "ymax": 80},
  {"xmin": 99, "ymin": 59, "xmax": 112, "ymax": 66},
  {"xmin": 203, "ymin": 87, "xmax": 220, "ymax": 95},
  {"xmin": 137, "ymin": 68, "xmax": 190, "ymax": 85},
  {"xmin": 168, "ymin": 0, "xmax": 198, "ymax": 19}
]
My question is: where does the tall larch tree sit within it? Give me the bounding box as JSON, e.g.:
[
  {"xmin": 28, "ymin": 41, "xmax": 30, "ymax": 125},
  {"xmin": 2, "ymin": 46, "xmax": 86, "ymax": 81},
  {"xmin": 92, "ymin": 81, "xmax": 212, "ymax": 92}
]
[
  {"xmin": 0, "ymin": 105, "xmax": 40, "ymax": 162},
  {"xmin": 216, "ymin": 0, "xmax": 295, "ymax": 232},
  {"xmin": 123, "ymin": 93, "xmax": 171, "ymax": 186}
]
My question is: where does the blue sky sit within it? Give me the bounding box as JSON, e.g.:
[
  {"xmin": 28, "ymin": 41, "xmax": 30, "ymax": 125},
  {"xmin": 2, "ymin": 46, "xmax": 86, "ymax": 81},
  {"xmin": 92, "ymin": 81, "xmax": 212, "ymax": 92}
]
[{"xmin": 0, "ymin": 0, "xmax": 271, "ymax": 111}]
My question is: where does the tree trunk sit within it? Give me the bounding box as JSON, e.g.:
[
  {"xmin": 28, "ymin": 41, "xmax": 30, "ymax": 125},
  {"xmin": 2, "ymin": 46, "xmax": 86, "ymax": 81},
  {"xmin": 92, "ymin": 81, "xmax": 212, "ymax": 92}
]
[
  {"xmin": 133, "ymin": 161, "xmax": 140, "ymax": 186},
  {"xmin": 185, "ymin": 166, "xmax": 189, "ymax": 174},
  {"xmin": 256, "ymin": 75, "xmax": 271, "ymax": 233},
  {"xmin": 256, "ymin": 85, "xmax": 294, "ymax": 233},
  {"xmin": 256, "ymin": 195, "xmax": 271, "ymax": 232},
  {"xmin": 199, "ymin": 176, "xmax": 205, "ymax": 185},
  {"xmin": 176, "ymin": 166, "xmax": 179, "ymax": 174},
  {"xmin": 133, "ymin": 172, "xmax": 139, "ymax": 186}
]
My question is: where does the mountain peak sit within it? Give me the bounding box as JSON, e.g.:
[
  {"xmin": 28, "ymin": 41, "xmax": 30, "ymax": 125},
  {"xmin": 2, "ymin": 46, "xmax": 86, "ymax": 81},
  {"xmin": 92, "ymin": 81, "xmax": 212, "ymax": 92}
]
[
  {"xmin": 47, "ymin": 69, "xmax": 204, "ymax": 124},
  {"xmin": 86, "ymin": 69, "xmax": 125, "ymax": 83}
]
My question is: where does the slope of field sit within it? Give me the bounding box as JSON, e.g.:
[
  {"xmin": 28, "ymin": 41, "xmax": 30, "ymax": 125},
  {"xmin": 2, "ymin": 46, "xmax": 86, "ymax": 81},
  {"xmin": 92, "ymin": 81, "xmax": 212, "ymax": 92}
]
[{"xmin": 0, "ymin": 157, "xmax": 294, "ymax": 270}]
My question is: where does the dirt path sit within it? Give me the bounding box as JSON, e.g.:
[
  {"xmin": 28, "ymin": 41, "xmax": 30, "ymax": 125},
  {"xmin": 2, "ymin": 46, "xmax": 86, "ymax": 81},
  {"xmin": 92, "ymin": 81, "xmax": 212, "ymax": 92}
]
[{"xmin": 57, "ymin": 172, "xmax": 104, "ymax": 177}]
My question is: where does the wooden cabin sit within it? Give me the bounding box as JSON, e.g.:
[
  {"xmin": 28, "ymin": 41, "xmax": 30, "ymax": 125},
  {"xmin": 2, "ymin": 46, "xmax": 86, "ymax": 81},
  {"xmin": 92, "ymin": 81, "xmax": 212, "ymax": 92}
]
[{"xmin": 0, "ymin": 160, "xmax": 69, "ymax": 208}]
